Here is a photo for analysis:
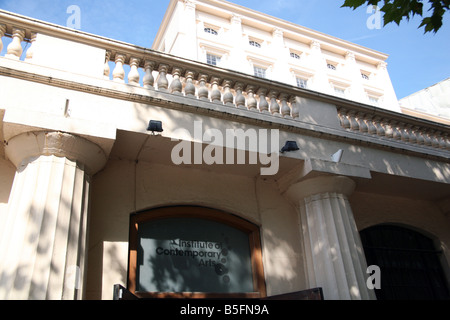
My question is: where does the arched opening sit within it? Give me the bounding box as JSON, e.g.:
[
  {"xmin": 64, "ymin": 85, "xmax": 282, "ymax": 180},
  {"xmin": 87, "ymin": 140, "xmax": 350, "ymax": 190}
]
[
  {"xmin": 360, "ymin": 224, "xmax": 450, "ymax": 300},
  {"xmin": 127, "ymin": 206, "xmax": 266, "ymax": 298}
]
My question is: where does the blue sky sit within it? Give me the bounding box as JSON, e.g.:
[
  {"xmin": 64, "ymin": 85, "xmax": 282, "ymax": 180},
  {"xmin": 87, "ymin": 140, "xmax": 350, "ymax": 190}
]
[{"xmin": 1, "ymin": 0, "xmax": 449, "ymax": 99}]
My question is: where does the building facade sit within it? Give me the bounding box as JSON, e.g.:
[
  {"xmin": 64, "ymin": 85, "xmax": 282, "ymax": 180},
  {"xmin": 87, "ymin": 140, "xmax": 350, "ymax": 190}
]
[
  {"xmin": 153, "ymin": 0, "xmax": 400, "ymax": 113},
  {"xmin": 0, "ymin": 1, "xmax": 449, "ymax": 301}
]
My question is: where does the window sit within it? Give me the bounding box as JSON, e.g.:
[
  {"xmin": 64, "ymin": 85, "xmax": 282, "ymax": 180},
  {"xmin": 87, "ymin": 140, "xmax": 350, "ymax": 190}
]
[
  {"xmin": 368, "ymin": 96, "xmax": 379, "ymax": 105},
  {"xmin": 204, "ymin": 27, "xmax": 218, "ymax": 35},
  {"xmin": 249, "ymin": 40, "xmax": 262, "ymax": 48},
  {"xmin": 327, "ymin": 63, "xmax": 337, "ymax": 71},
  {"xmin": 290, "ymin": 52, "xmax": 301, "ymax": 60},
  {"xmin": 253, "ymin": 66, "xmax": 266, "ymax": 78},
  {"xmin": 361, "ymin": 73, "xmax": 370, "ymax": 80},
  {"xmin": 334, "ymin": 86, "xmax": 345, "ymax": 97},
  {"xmin": 128, "ymin": 206, "xmax": 266, "ymax": 299},
  {"xmin": 296, "ymin": 77, "xmax": 308, "ymax": 89},
  {"xmin": 361, "ymin": 225, "xmax": 450, "ymax": 300},
  {"xmin": 206, "ymin": 53, "xmax": 221, "ymax": 66}
]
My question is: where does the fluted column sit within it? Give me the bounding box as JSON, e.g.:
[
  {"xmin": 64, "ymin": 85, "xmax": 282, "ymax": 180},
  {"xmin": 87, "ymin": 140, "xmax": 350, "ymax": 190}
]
[
  {"xmin": 286, "ymin": 176, "xmax": 375, "ymax": 300},
  {"xmin": 0, "ymin": 131, "xmax": 107, "ymax": 300}
]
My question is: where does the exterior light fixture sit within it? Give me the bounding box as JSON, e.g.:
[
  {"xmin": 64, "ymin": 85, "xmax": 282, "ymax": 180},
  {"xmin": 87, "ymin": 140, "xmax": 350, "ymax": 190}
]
[
  {"xmin": 330, "ymin": 149, "xmax": 344, "ymax": 163},
  {"xmin": 147, "ymin": 120, "xmax": 163, "ymax": 134},
  {"xmin": 280, "ymin": 141, "xmax": 299, "ymax": 153}
]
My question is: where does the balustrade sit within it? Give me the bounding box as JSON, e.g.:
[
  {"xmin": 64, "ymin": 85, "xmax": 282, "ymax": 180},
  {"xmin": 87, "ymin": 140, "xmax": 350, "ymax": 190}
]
[
  {"xmin": 1, "ymin": 12, "xmax": 449, "ymax": 154},
  {"xmin": 338, "ymin": 108, "xmax": 450, "ymax": 151}
]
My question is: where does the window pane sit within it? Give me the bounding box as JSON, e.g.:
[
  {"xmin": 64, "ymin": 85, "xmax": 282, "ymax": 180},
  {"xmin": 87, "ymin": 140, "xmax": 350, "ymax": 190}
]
[
  {"xmin": 206, "ymin": 53, "xmax": 220, "ymax": 66},
  {"xmin": 297, "ymin": 78, "xmax": 308, "ymax": 88},
  {"xmin": 254, "ymin": 66, "xmax": 266, "ymax": 78},
  {"xmin": 204, "ymin": 27, "xmax": 218, "ymax": 35},
  {"xmin": 136, "ymin": 217, "xmax": 254, "ymax": 293},
  {"xmin": 249, "ymin": 40, "xmax": 261, "ymax": 48}
]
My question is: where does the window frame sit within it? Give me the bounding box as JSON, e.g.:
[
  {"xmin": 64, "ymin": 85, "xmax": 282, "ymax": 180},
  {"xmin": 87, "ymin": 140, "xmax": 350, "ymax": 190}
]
[
  {"xmin": 128, "ymin": 206, "xmax": 266, "ymax": 299},
  {"xmin": 204, "ymin": 27, "xmax": 219, "ymax": 36},
  {"xmin": 206, "ymin": 53, "xmax": 221, "ymax": 66}
]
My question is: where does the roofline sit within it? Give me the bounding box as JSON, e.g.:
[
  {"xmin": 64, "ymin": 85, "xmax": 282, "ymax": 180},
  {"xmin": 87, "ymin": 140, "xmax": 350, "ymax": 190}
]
[{"xmin": 152, "ymin": 0, "xmax": 389, "ymax": 62}]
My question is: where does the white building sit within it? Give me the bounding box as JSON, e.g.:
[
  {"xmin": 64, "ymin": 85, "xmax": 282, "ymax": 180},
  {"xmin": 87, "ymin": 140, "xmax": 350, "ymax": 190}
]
[
  {"xmin": 0, "ymin": 1, "xmax": 449, "ymax": 302},
  {"xmin": 400, "ymin": 78, "xmax": 450, "ymax": 124},
  {"xmin": 153, "ymin": 0, "xmax": 400, "ymax": 112}
]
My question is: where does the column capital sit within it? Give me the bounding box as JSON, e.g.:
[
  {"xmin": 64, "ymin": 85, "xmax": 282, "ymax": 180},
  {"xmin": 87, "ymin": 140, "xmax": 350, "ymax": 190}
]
[
  {"xmin": 286, "ymin": 175, "xmax": 356, "ymax": 202},
  {"xmin": 5, "ymin": 131, "xmax": 107, "ymax": 175}
]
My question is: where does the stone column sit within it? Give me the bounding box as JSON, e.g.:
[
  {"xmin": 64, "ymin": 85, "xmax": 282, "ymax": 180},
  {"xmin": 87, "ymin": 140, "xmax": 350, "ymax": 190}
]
[
  {"xmin": 286, "ymin": 175, "xmax": 375, "ymax": 300},
  {"xmin": 0, "ymin": 131, "xmax": 107, "ymax": 300}
]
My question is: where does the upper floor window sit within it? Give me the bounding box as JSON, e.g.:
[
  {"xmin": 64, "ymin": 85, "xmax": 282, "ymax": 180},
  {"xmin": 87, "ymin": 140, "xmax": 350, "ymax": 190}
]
[
  {"xmin": 204, "ymin": 27, "xmax": 218, "ymax": 35},
  {"xmin": 253, "ymin": 66, "xmax": 266, "ymax": 78},
  {"xmin": 249, "ymin": 40, "xmax": 262, "ymax": 48},
  {"xmin": 290, "ymin": 52, "xmax": 301, "ymax": 60},
  {"xmin": 368, "ymin": 96, "xmax": 379, "ymax": 105},
  {"xmin": 327, "ymin": 63, "xmax": 337, "ymax": 71},
  {"xmin": 361, "ymin": 73, "xmax": 370, "ymax": 80},
  {"xmin": 334, "ymin": 86, "xmax": 346, "ymax": 97},
  {"xmin": 296, "ymin": 77, "xmax": 308, "ymax": 89},
  {"xmin": 206, "ymin": 53, "xmax": 221, "ymax": 66}
]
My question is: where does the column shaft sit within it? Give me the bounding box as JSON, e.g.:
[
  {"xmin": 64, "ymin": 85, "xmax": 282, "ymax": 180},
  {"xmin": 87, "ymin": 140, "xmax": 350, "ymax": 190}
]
[{"xmin": 0, "ymin": 156, "xmax": 90, "ymax": 300}]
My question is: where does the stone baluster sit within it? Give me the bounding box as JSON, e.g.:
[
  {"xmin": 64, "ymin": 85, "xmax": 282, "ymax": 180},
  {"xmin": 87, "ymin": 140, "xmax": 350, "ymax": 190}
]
[
  {"xmin": 103, "ymin": 51, "xmax": 111, "ymax": 80},
  {"xmin": 156, "ymin": 64, "xmax": 169, "ymax": 91},
  {"xmin": 391, "ymin": 121, "xmax": 402, "ymax": 140},
  {"xmin": 112, "ymin": 54, "xmax": 126, "ymax": 83},
  {"xmin": 338, "ymin": 109, "xmax": 351, "ymax": 130},
  {"xmin": 25, "ymin": 32, "xmax": 37, "ymax": 62},
  {"xmin": 429, "ymin": 130, "xmax": 440, "ymax": 148},
  {"xmin": 382, "ymin": 119, "xmax": 393, "ymax": 139},
  {"xmin": 128, "ymin": 57, "xmax": 141, "ymax": 86},
  {"xmin": 422, "ymin": 129, "xmax": 433, "ymax": 147},
  {"xmin": 436, "ymin": 132, "xmax": 447, "ymax": 149},
  {"xmin": 0, "ymin": 24, "xmax": 6, "ymax": 53},
  {"xmin": 257, "ymin": 88, "xmax": 269, "ymax": 114},
  {"xmin": 197, "ymin": 74, "xmax": 209, "ymax": 101},
  {"xmin": 443, "ymin": 133, "xmax": 450, "ymax": 151},
  {"xmin": 246, "ymin": 85, "xmax": 257, "ymax": 111},
  {"xmin": 365, "ymin": 115, "xmax": 377, "ymax": 135},
  {"xmin": 397, "ymin": 122, "xmax": 409, "ymax": 143},
  {"xmin": 6, "ymin": 27, "xmax": 25, "ymax": 59},
  {"xmin": 269, "ymin": 90, "xmax": 280, "ymax": 116},
  {"xmin": 414, "ymin": 126, "xmax": 425, "ymax": 145},
  {"xmin": 143, "ymin": 60, "xmax": 155, "ymax": 89},
  {"xmin": 184, "ymin": 71, "xmax": 196, "ymax": 97},
  {"xmin": 356, "ymin": 113, "xmax": 368, "ymax": 133},
  {"xmin": 210, "ymin": 77, "xmax": 222, "ymax": 103},
  {"xmin": 279, "ymin": 93, "xmax": 292, "ymax": 118},
  {"xmin": 222, "ymin": 80, "xmax": 234, "ymax": 106},
  {"xmin": 234, "ymin": 82, "xmax": 246, "ymax": 109},
  {"xmin": 372, "ymin": 117, "xmax": 385, "ymax": 137},
  {"xmin": 347, "ymin": 111, "xmax": 359, "ymax": 131},
  {"xmin": 169, "ymin": 67, "xmax": 183, "ymax": 94},
  {"xmin": 290, "ymin": 96, "xmax": 300, "ymax": 120},
  {"xmin": 404, "ymin": 124, "xmax": 416, "ymax": 144}
]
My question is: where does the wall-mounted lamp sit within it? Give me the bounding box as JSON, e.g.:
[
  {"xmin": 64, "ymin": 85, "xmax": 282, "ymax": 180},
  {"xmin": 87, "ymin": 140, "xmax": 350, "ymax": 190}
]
[
  {"xmin": 280, "ymin": 141, "xmax": 299, "ymax": 153},
  {"xmin": 330, "ymin": 149, "xmax": 344, "ymax": 163},
  {"xmin": 147, "ymin": 120, "xmax": 163, "ymax": 134}
]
